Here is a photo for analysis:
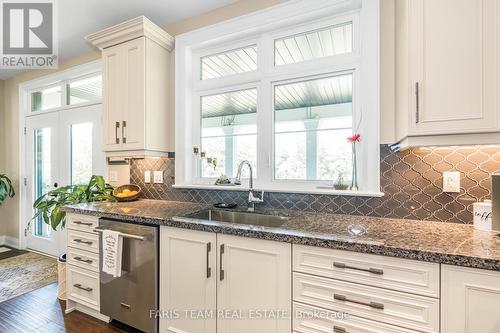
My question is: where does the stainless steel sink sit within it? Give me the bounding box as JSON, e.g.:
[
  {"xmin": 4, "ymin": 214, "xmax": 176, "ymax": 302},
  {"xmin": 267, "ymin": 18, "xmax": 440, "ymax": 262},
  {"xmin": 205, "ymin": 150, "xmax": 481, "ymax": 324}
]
[{"xmin": 188, "ymin": 209, "xmax": 288, "ymax": 228}]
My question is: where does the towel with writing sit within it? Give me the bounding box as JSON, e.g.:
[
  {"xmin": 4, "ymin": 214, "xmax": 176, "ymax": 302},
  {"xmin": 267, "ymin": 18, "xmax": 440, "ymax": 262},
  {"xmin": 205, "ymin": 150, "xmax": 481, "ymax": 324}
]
[{"xmin": 102, "ymin": 229, "xmax": 123, "ymax": 277}]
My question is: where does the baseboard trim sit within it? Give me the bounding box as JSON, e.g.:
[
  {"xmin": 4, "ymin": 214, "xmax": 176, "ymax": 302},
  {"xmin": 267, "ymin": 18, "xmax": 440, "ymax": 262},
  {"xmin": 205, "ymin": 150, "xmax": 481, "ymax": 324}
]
[{"xmin": 0, "ymin": 235, "xmax": 19, "ymax": 248}]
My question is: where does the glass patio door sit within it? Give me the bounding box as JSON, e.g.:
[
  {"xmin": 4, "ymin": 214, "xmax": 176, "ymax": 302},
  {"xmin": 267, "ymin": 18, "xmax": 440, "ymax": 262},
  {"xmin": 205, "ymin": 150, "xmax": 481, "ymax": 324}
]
[{"xmin": 25, "ymin": 104, "xmax": 104, "ymax": 256}]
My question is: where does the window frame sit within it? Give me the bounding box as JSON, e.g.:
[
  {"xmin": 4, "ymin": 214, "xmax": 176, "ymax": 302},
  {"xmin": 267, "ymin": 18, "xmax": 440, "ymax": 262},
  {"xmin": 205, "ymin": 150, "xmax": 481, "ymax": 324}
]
[
  {"xmin": 175, "ymin": 0, "xmax": 382, "ymax": 196},
  {"xmin": 27, "ymin": 70, "xmax": 102, "ymax": 115}
]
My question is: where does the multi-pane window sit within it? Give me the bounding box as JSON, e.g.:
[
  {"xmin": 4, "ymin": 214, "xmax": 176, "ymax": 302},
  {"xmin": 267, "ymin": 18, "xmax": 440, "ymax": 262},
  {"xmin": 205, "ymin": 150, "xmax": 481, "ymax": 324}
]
[
  {"xmin": 30, "ymin": 74, "xmax": 102, "ymax": 113},
  {"xmin": 201, "ymin": 89, "xmax": 257, "ymax": 178},
  {"xmin": 180, "ymin": 2, "xmax": 379, "ymax": 193}
]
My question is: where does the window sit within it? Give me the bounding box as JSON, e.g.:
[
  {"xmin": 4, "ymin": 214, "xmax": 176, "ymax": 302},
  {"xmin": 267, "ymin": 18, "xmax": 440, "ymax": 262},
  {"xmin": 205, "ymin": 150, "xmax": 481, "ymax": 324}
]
[
  {"xmin": 275, "ymin": 22, "xmax": 353, "ymax": 66},
  {"xmin": 31, "ymin": 86, "xmax": 62, "ymax": 112},
  {"xmin": 274, "ymin": 74, "xmax": 353, "ymax": 181},
  {"xmin": 200, "ymin": 88, "xmax": 257, "ymax": 178},
  {"xmin": 67, "ymin": 74, "xmax": 102, "ymax": 105},
  {"xmin": 29, "ymin": 73, "xmax": 102, "ymax": 113},
  {"xmin": 176, "ymin": 0, "xmax": 380, "ymax": 195}
]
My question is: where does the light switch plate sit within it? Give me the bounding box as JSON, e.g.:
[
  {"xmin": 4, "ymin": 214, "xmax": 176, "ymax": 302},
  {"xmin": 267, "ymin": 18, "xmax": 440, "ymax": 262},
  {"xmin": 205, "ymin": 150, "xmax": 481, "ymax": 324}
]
[
  {"xmin": 144, "ymin": 171, "xmax": 151, "ymax": 184},
  {"xmin": 108, "ymin": 170, "xmax": 118, "ymax": 182},
  {"xmin": 153, "ymin": 171, "xmax": 164, "ymax": 184},
  {"xmin": 443, "ymin": 171, "xmax": 461, "ymax": 193}
]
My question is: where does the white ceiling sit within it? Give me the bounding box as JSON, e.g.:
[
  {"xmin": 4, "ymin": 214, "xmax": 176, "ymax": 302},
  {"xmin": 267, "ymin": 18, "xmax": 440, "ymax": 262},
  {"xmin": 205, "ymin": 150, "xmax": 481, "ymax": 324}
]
[{"xmin": 0, "ymin": 0, "xmax": 238, "ymax": 80}]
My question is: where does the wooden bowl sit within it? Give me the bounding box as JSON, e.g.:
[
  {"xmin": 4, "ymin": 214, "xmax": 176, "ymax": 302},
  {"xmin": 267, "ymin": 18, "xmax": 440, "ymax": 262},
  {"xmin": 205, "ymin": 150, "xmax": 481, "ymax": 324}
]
[{"xmin": 113, "ymin": 184, "xmax": 141, "ymax": 202}]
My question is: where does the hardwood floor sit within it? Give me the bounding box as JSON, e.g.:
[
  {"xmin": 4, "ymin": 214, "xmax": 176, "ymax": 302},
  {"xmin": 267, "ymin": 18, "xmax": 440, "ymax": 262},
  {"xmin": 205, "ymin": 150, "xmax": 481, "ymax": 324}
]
[{"xmin": 0, "ymin": 283, "xmax": 142, "ymax": 333}]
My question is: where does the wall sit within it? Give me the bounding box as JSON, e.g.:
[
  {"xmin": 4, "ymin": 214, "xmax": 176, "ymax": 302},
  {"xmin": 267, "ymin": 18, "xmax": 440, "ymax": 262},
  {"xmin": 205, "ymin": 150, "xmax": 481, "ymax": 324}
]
[
  {"xmin": 0, "ymin": 0, "xmax": 288, "ymax": 245},
  {"xmin": 131, "ymin": 145, "xmax": 500, "ymax": 224}
]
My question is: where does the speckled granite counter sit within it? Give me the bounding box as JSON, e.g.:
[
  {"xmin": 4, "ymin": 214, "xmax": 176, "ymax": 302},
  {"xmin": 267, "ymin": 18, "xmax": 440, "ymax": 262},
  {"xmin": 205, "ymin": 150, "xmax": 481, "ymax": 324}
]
[{"xmin": 63, "ymin": 199, "xmax": 500, "ymax": 271}]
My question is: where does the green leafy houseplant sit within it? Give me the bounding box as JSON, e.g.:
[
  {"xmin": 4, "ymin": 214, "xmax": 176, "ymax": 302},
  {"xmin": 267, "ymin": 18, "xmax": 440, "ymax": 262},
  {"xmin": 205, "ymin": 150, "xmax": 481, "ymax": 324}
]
[
  {"xmin": 0, "ymin": 174, "xmax": 15, "ymax": 205},
  {"xmin": 32, "ymin": 175, "xmax": 114, "ymax": 231}
]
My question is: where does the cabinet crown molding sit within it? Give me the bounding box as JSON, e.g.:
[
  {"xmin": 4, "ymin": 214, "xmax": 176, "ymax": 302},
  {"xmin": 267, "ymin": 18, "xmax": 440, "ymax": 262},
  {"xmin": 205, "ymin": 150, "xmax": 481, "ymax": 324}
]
[{"xmin": 86, "ymin": 16, "xmax": 174, "ymax": 51}]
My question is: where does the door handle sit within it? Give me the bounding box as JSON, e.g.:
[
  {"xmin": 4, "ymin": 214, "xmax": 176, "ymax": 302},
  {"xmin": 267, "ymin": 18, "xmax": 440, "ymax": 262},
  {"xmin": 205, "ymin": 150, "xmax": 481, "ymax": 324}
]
[
  {"xmin": 115, "ymin": 122, "xmax": 120, "ymax": 144},
  {"xmin": 334, "ymin": 293, "xmax": 384, "ymax": 310},
  {"xmin": 206, "ymin": 242, "xmax": 212, "ymax": 278},
  {"xmin": 73, "ymin": 283, "xmax": 93, "ymax": 292},
  {"xmin": 73, "ymin": 239, "xmax": 93, "ymax": 245},
  {"xmin": 120, "ymin": 302, "xmax": 131, "ymax": 310},
  {"xmin": 122, "ymin": 121, "xmax": 127, "ymax": 143},
  {"xmin": 53, "ymin": 182, "xmax": 58, "ymax": 188},
  {"xmin": 219, "ymin": 244, "xmax": 225, "ymax": 281},
  {"xmin": 74, "ymin": 256, "xmax": 93, "ymax": 264}
]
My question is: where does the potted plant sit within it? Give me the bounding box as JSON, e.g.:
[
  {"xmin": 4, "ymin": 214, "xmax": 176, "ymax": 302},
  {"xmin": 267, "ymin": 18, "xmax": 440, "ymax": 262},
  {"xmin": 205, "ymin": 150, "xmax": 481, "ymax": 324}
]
[
  {"xmin": 0, "ymin": 174, "xmax": 15, "ymax": 205},
  {"xmin": 32, "ymin": 175, "xmax": 114, "ymax": 230},
  {"xmin": 32, "ymin": 175, "xmax": 114, "ymax": 300}
]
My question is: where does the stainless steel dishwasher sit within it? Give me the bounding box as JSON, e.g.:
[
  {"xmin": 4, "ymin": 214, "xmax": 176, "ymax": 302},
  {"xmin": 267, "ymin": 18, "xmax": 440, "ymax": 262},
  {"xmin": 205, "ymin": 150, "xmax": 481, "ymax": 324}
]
[{"xmin": 97, "ymin": 218, "xmax": 158, "ymax": 333}]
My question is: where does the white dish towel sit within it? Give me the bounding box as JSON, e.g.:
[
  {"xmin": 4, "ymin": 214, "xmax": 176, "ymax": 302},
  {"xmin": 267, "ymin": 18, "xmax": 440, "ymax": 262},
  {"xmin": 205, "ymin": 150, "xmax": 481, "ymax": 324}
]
[{"xmin": 102, "ymin": 229, "xmax": 123, "ymax": 278}]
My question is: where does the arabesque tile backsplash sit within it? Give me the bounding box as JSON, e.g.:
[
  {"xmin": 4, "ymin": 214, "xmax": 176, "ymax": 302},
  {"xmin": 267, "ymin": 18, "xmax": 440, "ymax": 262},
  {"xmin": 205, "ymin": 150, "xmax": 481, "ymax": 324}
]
[{"xmin": 130, "ymin": 145, "xmax": 500, "ymax": 224}]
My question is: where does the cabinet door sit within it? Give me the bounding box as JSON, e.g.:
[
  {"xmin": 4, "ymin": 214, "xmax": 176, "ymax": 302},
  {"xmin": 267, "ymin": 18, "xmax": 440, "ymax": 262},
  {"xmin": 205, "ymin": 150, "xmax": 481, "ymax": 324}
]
[
  {"xmin": 217, "ymin": 234, "xmax": 291, "ymax": 333},
  {"xmin": 160, "ymin": 227, "xmax": 216, "ymax": 333},
  {"xmin": 409, "ymin": 0, "xmax": 499, "ymax": 135},
  {"xmin": 441, "ymin": 264, "xmax": 500, "ymax": 333},
  {"xmin": 102, "ymin": 45, "xmax": 124, "ymax": 151},
  {"xmin": 121, "ymin": 37, "xmax": 146, "ymax": 150}
]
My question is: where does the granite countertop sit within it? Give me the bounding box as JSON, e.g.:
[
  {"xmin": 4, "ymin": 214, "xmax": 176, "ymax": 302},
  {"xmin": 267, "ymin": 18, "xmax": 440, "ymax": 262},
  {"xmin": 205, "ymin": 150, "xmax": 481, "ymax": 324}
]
[{"xmin": 63, "ymin": 199, "xmax": 500, "ymax": 271}]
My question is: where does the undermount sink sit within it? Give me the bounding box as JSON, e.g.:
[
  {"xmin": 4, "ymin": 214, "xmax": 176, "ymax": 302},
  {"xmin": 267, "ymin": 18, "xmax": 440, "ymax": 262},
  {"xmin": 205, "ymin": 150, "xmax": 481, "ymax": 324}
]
[{"xmin": 187, "ymin": 209, "xmax": 288, "ymax": 228}]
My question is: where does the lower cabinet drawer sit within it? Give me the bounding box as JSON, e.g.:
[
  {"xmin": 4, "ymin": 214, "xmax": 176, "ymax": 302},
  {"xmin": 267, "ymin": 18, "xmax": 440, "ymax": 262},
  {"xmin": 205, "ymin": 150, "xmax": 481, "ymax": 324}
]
[
  {"xmin": 67, "ymin": 264, "xmax": 100, "ymax": 310},
  {"xmin": 68, "ymin": 229, "xmax": 99, "ymax": 253},
  {"xmin": 294, "ymin": 303, "xmax": 420, "ymax": 333},
  {"xmin": 67, "ymin": 247, "xmax": 99, "ymax": 272},
  {"xmin": 293, "ymin": 273, "xmax": 439, "ymax": 333}
]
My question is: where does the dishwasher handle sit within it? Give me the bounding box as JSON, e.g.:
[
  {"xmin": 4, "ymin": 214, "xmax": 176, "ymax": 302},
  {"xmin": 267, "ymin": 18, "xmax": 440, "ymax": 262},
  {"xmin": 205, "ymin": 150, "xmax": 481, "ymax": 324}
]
[{"xmin": 93, "ymin": 227, "xmax": 146, "ymax": 241}]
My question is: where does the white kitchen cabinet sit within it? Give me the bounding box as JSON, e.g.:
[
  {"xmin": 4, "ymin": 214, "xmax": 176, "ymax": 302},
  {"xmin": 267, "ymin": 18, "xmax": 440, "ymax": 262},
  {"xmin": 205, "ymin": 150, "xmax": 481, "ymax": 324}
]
[
  {"xmin": 217, "ymin": 234, "xmax": 291, "ymax": 333},
  {"xmin": 87, "ymin": 16, "xmax": 174, "ymax": 157},
  {"xmin": 159, "ymin": 227, "xmax": 291, "ymax": 333},
  {"xmin": 160, "ymin": 227, "xmax": 217, "ymax": 333},
  {"xmin": 441, "ymin": 264, "xmax": 500, "ymax": 333},
  {"xmin": 395, "ymin": 0, "xmax": 500, "ymax": 147}
]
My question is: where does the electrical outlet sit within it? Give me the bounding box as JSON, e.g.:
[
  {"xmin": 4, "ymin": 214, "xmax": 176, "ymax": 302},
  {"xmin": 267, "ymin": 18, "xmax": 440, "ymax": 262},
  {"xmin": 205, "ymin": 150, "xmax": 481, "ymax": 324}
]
[
  {"xmin": 443, "ymin": 171, "xmax": 461, "ymax": 193},
  {"xmin": 144, "ymin": 171, "xmax": 151, "ymax": 183},
  {"xmin": 153, "ymin": 171, "xmax": 164, "ymax": 184}
]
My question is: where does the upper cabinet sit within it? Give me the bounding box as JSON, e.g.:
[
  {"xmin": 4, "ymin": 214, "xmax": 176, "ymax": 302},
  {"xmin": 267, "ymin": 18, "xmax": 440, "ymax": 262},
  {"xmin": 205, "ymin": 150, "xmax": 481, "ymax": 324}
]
[
  {"xmin": 395, "ymin": 0, "xmax": 500, "ymax": 148},
  {"xmin": 87, "ymin": 16, "xmax": 174, "ymax": 157}
]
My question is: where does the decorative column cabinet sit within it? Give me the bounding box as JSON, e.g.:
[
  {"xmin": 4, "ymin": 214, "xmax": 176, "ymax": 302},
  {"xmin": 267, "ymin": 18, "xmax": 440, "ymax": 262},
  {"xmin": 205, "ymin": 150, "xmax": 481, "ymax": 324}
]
[
  {"xmin": 86, "ymin": 16, "xmax": 174, "ymax": 157},
  {"xmin": 394, "ymin": 0, "xmax": 500, "ymax": 148}
]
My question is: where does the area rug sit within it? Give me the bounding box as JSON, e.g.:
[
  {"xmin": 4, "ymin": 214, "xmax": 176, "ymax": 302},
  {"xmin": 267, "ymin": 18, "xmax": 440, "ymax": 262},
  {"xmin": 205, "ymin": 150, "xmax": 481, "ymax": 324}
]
[{"xmin": 0, "ymin": 252, "xmax": 58, "ymax": 303}]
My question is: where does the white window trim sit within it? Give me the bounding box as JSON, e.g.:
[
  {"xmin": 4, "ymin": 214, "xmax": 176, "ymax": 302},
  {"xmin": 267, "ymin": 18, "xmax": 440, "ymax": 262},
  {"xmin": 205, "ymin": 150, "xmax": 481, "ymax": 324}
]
[
  {"xmin": 25, "ymin": 60, "xmax": 102, "ymax": 116},
  {"xmin": 175, "ymin": 0, "xmax": 382, "ymax": 197}
]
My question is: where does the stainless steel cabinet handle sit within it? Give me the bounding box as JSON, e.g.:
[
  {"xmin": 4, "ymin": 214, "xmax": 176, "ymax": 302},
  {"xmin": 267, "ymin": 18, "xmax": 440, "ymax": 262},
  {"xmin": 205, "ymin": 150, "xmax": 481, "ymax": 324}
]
[
  {"xmin": 333, "ymin": 262, "xmax": 383, "ymax": 275},
  {"xmin": 206, "ymin": 242, "xmax": 212, "ymax": 278},
  {"xmin": 74, "ymin": 256, "xmax": 93, "ymax": 264},
  {"xmin": 74, "ymin": 283, "xmax": 93, "ymax": 292},
  {"xmin": 122, "ymin": 121, "xmax": 127, "ymax": 143},
  {"xmin": 334, "ymin": 326, "xmax": 347, "ymax": 333},
  {"xmin": 334, "ymin": 293, "xmax": 384, "ymax": 310},
  {"xmin": 220, "ymin": 244, "xmax": 225, "ymax": 281},
  {"xmin": 73, "ymin": 221, "xmax": 93, "ymax": 226},
  {"xmin": 120, "ymin": 302, "xmax": 131, "ymax": 310},
  {"xmin": 73, "ymin": 239, "xmax": 93, "ymax": 245},
  {"xmin": 415, "ymin": 82, "xmax": 420, "ymax": 123},
  {"xmin": 115, "ymin": 122, "xmax": 120, "ymax": 144}
]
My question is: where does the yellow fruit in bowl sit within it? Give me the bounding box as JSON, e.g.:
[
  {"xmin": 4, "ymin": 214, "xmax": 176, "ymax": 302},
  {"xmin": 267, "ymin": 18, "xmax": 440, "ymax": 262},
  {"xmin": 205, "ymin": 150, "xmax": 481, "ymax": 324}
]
[
  {"xmin": 123, "ymin": 189, "xmax": 131, "ymax": 194},
  {"xmin": 129, "ymin": 190, "xmax": 138, "ymax": 196}
]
